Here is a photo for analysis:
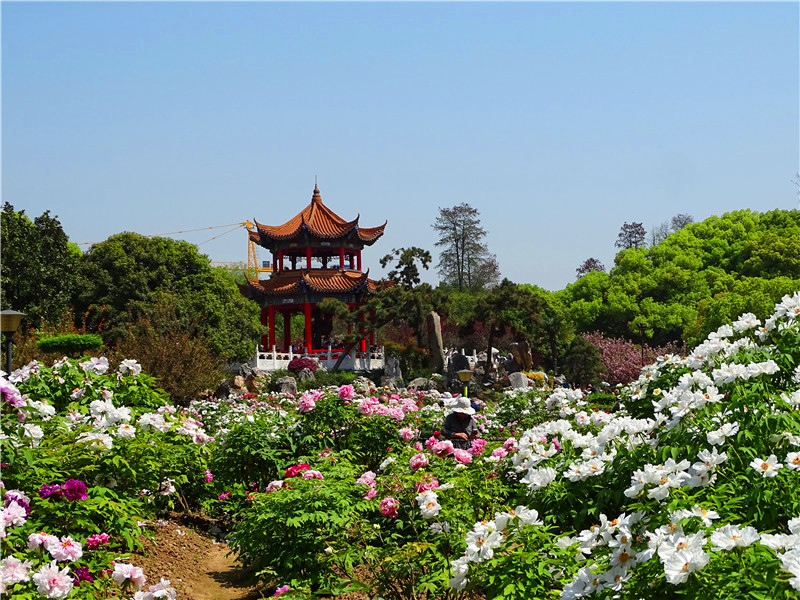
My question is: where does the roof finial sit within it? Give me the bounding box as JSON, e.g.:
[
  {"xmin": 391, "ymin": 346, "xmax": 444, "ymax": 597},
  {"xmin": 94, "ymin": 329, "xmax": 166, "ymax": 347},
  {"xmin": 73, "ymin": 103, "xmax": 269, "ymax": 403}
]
[{"xmin": 312, "ymin": 178, "xmax": 321, "ymax": 203}]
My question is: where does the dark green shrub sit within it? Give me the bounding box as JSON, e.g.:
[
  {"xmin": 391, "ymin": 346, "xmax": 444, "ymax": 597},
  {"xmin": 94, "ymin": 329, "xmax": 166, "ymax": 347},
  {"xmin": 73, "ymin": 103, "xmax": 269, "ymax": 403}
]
[{"xmin": 36, "ymin": 333, "xmax": 103, "ymax": 356}]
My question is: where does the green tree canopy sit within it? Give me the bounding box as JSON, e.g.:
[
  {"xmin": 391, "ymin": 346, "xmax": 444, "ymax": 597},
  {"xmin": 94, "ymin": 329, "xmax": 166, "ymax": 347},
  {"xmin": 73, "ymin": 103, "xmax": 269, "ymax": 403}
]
[
  {"xmin": 74, "ymin": 233, "xmax": 263, "ymax": 362},
  {"xmin": 0, "ymin": 203, "xmax": 80, "ymax": 329}
]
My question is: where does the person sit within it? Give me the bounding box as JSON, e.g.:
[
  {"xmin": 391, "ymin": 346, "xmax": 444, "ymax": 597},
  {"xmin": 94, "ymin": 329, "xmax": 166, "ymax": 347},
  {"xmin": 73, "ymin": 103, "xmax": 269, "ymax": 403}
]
[{"xmin": 442, "ymin": 397, "xmax": 479, "ymax": 450}]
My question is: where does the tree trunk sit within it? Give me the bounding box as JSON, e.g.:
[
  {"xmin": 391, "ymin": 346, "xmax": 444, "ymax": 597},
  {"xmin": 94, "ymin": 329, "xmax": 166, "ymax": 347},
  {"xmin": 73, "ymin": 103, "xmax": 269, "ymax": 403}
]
[{"xmin": 484, "ymin": 324, "xmax": 495, "ymax": 383}]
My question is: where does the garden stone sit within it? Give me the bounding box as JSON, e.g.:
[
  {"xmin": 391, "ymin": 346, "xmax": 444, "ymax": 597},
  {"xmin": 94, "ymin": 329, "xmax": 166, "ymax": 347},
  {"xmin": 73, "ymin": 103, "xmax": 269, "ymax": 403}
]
[
  {"xmin": 353, "ymin": 376, "xmax": 376, "ymax": 394},
  {"xmin": 214, "ymin": 379, "xmax": 234, "ymax": 400},
  {"xmin": 297, "ymin": 368, "xmax": 315, "ymax": 382},
  {"xmin": 381, "ymin": 357, "xmax": 402, "ymax": 387},
  {"xmin": 448, "ymin": 352, "xmax": 470, "ymax": 375},
  {"xmin": 407, "ymin": 377, "xmax": 433, "ymax": 391},
  {"xmin": 504, "ymin": 357, "xmax": 521, "ymax": 374},
  {"xmin": 508, "ymin": 372, "xmax": 530, "ymax": 390},
  {"xmin": 244, "ymin": 374, "xmax": 262, "ymax": 393},
  {"xmin": 232, "ymin": 375, "xmax": 246, "ymax": 390},
  {"xmin": 238, "ymin": 363, "xmax": 260, "ymax": 379},
  {"xmin": 518, "ymin": 340, "xmax": 534, "ymax": 370},
  {"xmin": 276, "ymin": 376, "xmax": 297, "ymax": 395},
  {"xmin": 425, "ymin": 311, "xmax": 446, "ymax": 372}
]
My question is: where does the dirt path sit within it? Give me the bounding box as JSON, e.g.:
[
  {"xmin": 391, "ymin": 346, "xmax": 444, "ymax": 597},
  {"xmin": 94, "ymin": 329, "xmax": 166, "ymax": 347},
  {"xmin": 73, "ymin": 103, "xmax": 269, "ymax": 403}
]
[{"xmin": 131, "ymin": 521, "xmax": 263, "ymax": 600}]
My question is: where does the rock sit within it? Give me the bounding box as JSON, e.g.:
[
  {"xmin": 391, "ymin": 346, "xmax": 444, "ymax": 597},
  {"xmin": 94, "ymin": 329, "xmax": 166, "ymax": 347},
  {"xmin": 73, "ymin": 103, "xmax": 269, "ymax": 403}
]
[
  {"xmin": 509, "ymin": 343, "xmax": 524, "ymax": 366},
  {"xmin": 244, "ymin": 374, "xmax": 263, "ymax": 393},
  {"xmin": 238, "ymin": 363, "xmax": 260, "ymax": 379},
  {"xmin": 508, "ymin": 372, "xmax": 530, "ymax": 390},
  {"xmin": 297, "ymin": 368, "xmax": 315, "ymax": 382},
  {"xmin": 425, "ymin": 311, "xmax": 446, "ymax": 372},
  {"xmin": 448, "ymin": 352, "xmax": 470, "ymax": 375},
  {"xmin": 231, "ymin": 375, "xmax": 246, "ymax": 390},
  {"xmin": 518, "ymin": 340, "xmax": 534, "ymax": 370},
  {"xmin": 352, "ymin": 376, "xmax": 376, "ymax": 394},
  {"xmin": 276, "ymin": 376, "xmax": 297, "ymax": 395},
  {"xmin": 316, "ymin": 363, "xmax": 328, "ymax": 373},
  {"xmin": 406, "ymin": 377, "xmax": 433, "ymax": 391},
  {"xmin": 382, "ymin": 356, "xmax": 403, "ymax": 386},
  {"xmin": 214, "ymin": 380, "xmax": 234, "ymax": 400},
  {"xmin": 503, "ymin": 357, "xmax": 521, "ymax": 374}
]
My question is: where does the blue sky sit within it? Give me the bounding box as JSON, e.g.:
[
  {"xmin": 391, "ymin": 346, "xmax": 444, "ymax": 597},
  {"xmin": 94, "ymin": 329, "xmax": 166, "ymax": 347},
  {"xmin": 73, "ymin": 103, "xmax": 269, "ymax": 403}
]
[{"xmin": 3, "ymin": 2, "xmax": 798, "ymax": 291}]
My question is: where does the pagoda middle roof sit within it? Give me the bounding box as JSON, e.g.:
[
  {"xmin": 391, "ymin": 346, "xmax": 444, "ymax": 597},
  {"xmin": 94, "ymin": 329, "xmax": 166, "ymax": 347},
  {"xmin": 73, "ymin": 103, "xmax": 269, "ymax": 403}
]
[
  {"xmin": 243, "ymin": 268, "xmax": 380, "ymax": 297},
  {"xmin": 252, "ymin": 185, "xmax": 386, "ymax": 243}
]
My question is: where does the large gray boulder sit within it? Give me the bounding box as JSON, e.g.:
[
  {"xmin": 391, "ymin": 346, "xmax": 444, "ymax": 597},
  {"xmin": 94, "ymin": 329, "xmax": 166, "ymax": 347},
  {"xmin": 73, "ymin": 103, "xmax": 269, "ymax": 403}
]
[
  {"xmin": 381, "ymin": 357, "xmax": 403, "ymax": 387},
  {"xmin": 426, "ymin": 311, "xmax": 446, "ymax": 372},
  {"xmin": 448, "ymin": 352, "xmax": 470, "ymax": 375},
  {"xmin": 297, "ymin": 368, "xmax": 315, "ymax": 382},
  {"xmin": 276, "ymin": 376, "xmax": 298, "ymax": 395},
  {"xmin": 352, "ymin": 376, "xmax": 376, "ymax": 395},
  {"xmin": 508, "ymin": 372, "xmax": 530, "ymax": 390},
  {"xmin": 406, "ymin": 377, "xmax": 433, "ymax": 391}
]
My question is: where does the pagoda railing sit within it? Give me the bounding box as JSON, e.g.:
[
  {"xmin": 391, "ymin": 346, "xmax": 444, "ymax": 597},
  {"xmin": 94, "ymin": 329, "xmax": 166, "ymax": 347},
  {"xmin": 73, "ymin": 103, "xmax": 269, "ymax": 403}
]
[{"xmin": 252, "ymin": 344, "xmax": 385, "ymax": 373}]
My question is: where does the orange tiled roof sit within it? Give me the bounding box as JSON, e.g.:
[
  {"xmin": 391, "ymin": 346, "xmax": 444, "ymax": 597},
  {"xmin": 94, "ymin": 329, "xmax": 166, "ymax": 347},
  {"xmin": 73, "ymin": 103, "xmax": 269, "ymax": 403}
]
[
  {"xmin": 244, "ymin": 269, "xmax": 378, "ymax": 297},
  {"xmin": 253, "ymin": 185, "xmax": 386, "ymax": 242}
]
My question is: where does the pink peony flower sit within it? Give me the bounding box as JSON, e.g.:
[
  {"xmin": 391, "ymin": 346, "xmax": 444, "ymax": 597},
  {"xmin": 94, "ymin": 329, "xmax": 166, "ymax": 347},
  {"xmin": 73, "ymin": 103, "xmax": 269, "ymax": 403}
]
[
  {"xmin": 433, "ymin": 440, "xmax": 454, "ymax": 458},
  {"xmin": 398, "ymin": 427, "xmax": 416, "ymax": 442},
  {"xmin": 424, "ymin": 436, "xmax": 438, "ymax": 450},
  {"xmin": 265, "ymin": 480, "xmax": 284, "ymax": 494},
  {"xmin": 363, "ymin": 486, "xmax": 378, "ymax": 500},
  {"xmin": 46, "ymin": 536, "xmax": 83, "ymax": 562},
  {"xmin": 218, "ymin": 492, "xmax": 232, "ymax": 501},
  {"xmin": 415, "ymin": 473, "xmax": 439, "ymax": 493},
  {"xmin": 28, "ymin": 531, "xmax": 59, "ymax": 550},
  {"xmin": 453, "ymin": 449, "xmax": 473, "ymax": 464},
  {"xmin": 112, "ymin": 563, "xmax": 147, "ymax": 590},
  {"xmin": 355, "ymin": 471, "xmax": 377, "ymax": 486},
  {"xmin": 298, "ymin": 395, "xmax": 316, "ymax": 413},
  {"xmin": 409, "ymin": 453, "xmax": 429, "ymax": 471},
  {"xmin": 301, "ymin": 470, "xmax": 324, "ymax": 480},
  {"xmin": 503, "ymin": 437, "xmax": 518, "ymax": 451},
  {"xmin": 0, "ymin": 555, "xmax": 32, "ymax": 585},
  {"xmin": 204, "ymin": 469, "xmax": 214, "ymax": 483},
  {"xmin": 379, "ymin": 496, "xmax": 400, "ymax": 518},
  {"xmin": 273, "ymin": 584, "xmax": 290, "ymax": 597},
  {"xmin": 469, "ymin": 439, "xmax": 487, "ymax": 455},
  {"xmin": 32, "ymin": 561, "xmax": 73, "ymax": 599},
  {"xmin": 491, "ymin": 447, "xmax": 508, "ymax": 459},
  {"xmin": 338, "ymin": 385, "xmax": 355, "ymax": 400}
]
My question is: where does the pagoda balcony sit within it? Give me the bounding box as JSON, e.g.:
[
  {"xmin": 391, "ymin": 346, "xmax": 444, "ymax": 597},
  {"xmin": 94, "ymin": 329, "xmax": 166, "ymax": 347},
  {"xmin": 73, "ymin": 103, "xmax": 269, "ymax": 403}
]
[{"xmin": 251, "ymin": 344, "xmax": 385, "ymax": 373}]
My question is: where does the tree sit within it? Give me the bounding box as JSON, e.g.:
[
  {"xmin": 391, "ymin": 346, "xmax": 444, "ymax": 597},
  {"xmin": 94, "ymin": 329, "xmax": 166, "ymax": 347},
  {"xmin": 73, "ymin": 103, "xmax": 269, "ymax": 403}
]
[
  {"xmin": 649, "ymin": 222, "xmax": 671, "ymax": 247},
  {"xmin": 474, "ymin": 279, "xmax": 543, "ymax": 381},
  {"xmin": 615, "ymin": 222, "xmax": 647, "ymax": 250},
  {"xmin": 379, "ymin": 247, "xmax": 432, "ymax": 290},
  {"xmin": 432, "ymin": 203, "xmax": 499, "ymax": 290},
  {"xmin": 576, "ymin": 258, "xmax": 606, "ymax": 279},
  {"xmin": 0, "ymin": 203, "xmax": 81, "ymax": 329},
  {"xmin": 74, "ymin": 233, "xmax": 263, "ymax": 362},
  {"xmin": 670, "ymin": 213, "xmax": 694, "ymax": 232}
]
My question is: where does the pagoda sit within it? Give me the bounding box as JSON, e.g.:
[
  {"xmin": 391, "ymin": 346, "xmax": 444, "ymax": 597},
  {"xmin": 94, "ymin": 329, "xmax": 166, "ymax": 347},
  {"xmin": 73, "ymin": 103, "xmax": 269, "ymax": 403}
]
[{"xmin": 239, "ymin": 185, "xmax": 387, "ymax": 367}]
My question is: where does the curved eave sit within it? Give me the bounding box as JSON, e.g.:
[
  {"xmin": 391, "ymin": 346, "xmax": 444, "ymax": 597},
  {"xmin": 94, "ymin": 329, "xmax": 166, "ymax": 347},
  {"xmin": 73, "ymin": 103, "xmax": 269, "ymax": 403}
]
[{"xmin": 357, "ymin": 221, "xmax": 388, "ymax": 244}]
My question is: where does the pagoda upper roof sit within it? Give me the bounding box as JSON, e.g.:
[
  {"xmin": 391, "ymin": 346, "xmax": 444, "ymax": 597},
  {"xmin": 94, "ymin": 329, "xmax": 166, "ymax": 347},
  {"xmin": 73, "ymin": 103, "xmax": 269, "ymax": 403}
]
[
  {"xmin": 241, "ymin": 268, "xmax": 381, "ymax": 298},
  {"xmin": 252, "ymin": 185, "xmax": 386, "ymax": 244}
]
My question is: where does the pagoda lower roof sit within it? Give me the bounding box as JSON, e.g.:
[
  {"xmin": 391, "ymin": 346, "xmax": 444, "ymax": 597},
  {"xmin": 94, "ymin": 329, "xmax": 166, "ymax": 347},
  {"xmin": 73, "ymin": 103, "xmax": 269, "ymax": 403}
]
[
  {"xmin": 242, "ymin": 269, "xmax": 380, "ymax": 297},
  {"xmin": 252, "ymin": 185, "xmax": 386, "ymax": 244}
]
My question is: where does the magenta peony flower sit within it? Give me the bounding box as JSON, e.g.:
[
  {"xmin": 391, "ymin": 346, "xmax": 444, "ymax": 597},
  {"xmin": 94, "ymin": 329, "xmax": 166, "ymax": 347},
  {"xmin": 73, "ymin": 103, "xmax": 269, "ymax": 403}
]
[
  {"xmin": 38, "ymin": 484, "xmax": 64, "ymax": 500},
  {"xmin": 273, "ymin": 584, "xmax": 290, "ymax": 597},
  {"xmin": 338, "ymin": 384, "xmax": 355, "ymax": 400},
  {"xmin": 62, "ymin": 480, "xmax": 87, "ymax": 501},
  {"xmin": 379, "ymin": 497, "xmax": 400, "ymax": 518},
  {"xmin": 204, "ymin": 469, "xmax": 214, "ymax": 483},
  {"xmin": 72, "ymin": 566, "xmax": 94, "ymax": 585},
  {"xmin": 85, "ymin": 533, "xmax": 110, "ymax": 550}
]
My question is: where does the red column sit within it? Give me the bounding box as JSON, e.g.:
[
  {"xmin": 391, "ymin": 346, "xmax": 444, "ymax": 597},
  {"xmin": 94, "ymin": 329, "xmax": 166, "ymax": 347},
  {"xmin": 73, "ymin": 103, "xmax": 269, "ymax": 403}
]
[
  {"xmin": 271, "ymin": 252, "xmax": 277, "ymax": 271},
  {"xmin": 268, "ymin": 305, "xmax": 276, "ymax": 350},
  {"xmin": 349, "ymin": 253, "xmax": 354, "ymax": 269},
  {"xmin": 290, "ymin": 256, "xmax": 296, "ymax": 270},
  {"xmin": 283, "ymin": 311, "xmax": 291, "ymax": 352},
  {"xmin": 277, "ymin": 250, "xmax": 283, "ymax": 272},
  {"xmin": 357, "ymin": 250, "xmax": 362, "ymax": 271},
  {"xmin": 339, "ymin": 247, "xmax": 345, "ymax": 268},
  {"xmin": 304, "ymin": 302, "xmax": 312, "ymax": 352},
  {"xmin": 260, "ymin": 307, "xmax": 268, "ymax": 349},
  {"xmin": 360, "ymin": 311, "xmax": 366, "ymax": 352},
  {"xmin": 306, "ymin": 247, "xmax": 312, "ymax": 269}
]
